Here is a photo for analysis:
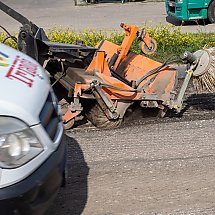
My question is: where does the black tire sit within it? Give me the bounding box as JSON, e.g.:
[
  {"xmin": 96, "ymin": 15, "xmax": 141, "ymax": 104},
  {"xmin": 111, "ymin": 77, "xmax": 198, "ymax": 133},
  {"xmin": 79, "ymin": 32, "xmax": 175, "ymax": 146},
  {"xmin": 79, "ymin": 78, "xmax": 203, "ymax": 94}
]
[
  {"xmin": 208, "ymin": 0, "xmax": 215, "ymax": 23},
  {"xmin": 84, "ymin": 102, "xmax": 123, "ymax": 129}
]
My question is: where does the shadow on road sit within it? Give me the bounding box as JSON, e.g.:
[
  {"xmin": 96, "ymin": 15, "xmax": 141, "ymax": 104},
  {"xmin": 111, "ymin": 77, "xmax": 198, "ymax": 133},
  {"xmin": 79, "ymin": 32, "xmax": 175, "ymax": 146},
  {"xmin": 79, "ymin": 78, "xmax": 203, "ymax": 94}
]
[
  {"xmin": 166, "ymin": 15, "xmax": 209, "ymax": 26},
  {"xmin": 183, "ymin": 93, "xmax": 215, "ymax": 111},
  {"xmin": 47, "ymin": 134, "xmax": 89, "ymax": 215}
]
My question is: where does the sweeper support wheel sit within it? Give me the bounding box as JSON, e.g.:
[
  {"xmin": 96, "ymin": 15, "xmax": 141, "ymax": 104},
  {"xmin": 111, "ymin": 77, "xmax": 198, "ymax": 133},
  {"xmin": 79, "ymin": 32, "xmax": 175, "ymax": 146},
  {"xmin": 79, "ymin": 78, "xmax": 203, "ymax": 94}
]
[
  {"xmin": 84, "ymin": 102, "xmax": 123, "ymax": 129},
  {"xmin": 140, "ymin": 38, "xmax": 157, "ymax": 55}
]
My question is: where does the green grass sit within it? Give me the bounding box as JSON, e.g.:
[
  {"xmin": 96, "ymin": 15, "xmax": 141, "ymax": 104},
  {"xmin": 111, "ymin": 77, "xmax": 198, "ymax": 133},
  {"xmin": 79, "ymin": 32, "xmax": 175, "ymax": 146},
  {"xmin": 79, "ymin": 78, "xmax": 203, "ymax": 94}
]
[{"xmin": 1, "ymin": 24, "xmax": 215, "ymax": 62}]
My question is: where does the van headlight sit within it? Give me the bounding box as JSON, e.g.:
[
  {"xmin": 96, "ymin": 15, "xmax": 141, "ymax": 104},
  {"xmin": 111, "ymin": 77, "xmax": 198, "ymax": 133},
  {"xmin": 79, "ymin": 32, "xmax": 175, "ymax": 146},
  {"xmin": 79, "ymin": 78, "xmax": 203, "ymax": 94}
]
[{"xmin": 0, "ymin": 117, "xmax": 43, "ymax": 168}]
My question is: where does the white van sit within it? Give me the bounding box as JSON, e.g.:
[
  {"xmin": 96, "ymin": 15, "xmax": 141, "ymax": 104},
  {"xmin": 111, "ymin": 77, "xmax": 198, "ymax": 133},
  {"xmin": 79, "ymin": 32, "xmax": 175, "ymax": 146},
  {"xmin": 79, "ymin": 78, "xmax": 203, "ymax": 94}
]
[{"xmin": 0, "ymin": 43, "xmax": 66, "ymax": 215}]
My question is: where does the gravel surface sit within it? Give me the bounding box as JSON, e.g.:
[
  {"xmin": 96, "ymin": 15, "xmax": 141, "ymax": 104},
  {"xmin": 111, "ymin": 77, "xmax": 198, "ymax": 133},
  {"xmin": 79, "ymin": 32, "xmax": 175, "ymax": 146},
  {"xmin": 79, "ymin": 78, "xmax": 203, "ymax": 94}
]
[{"xmin": 47, "ymin": 91, "xmax": 215, "ymax": 215}]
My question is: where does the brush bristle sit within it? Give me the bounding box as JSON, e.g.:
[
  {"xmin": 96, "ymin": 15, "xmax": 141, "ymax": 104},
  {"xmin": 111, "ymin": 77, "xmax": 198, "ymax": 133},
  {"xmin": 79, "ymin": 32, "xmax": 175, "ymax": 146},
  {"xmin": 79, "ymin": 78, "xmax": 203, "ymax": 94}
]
[{"xmin": 193, "ymin": 48, "xmax": 215, "ymax": 93}]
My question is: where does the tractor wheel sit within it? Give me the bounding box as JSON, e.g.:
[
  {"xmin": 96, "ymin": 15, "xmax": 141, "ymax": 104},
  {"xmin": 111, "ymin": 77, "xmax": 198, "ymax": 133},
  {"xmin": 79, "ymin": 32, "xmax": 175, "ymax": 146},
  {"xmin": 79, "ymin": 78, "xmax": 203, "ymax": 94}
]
[
  {"xmin": 208, "ymin": 0, "xmax": 215, "ymax": 23},
  {"xmin": 84, "ymin": 102, "xmax": 123, "ymax": 129}
]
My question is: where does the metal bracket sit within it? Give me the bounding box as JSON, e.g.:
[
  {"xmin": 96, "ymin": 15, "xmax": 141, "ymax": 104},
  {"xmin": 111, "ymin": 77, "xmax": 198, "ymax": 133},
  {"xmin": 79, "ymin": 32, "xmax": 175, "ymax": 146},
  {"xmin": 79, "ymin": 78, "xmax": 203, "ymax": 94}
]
[
  {"xmin": 91, "ymin": 80, "xmax": 119, "ymax": 120},
  {"xmin": 69, "ymin": 97, "xmax": 83, "ymax": 112},
  {"xmin": 142, "ymin": 93, "xmax": 159, "ymax": 100},
  {"xmin": 171, "ymin": 50, "xmax": 208, "ymax": 113},
  {"xmin": 173, "ymin": 68, "xmax": 194, "ymax": 113},
  {"xmin": 62, "ymin": 96, "xmax": 83, "ymax": 124}
]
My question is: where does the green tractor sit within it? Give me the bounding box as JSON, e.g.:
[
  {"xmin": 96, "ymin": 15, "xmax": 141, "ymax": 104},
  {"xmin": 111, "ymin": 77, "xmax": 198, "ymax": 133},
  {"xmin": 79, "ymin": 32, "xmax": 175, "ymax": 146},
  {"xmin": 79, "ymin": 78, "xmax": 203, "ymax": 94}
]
[{"xmin": 166, "ymin": 0, "xmax": 215, "ymax": 23}]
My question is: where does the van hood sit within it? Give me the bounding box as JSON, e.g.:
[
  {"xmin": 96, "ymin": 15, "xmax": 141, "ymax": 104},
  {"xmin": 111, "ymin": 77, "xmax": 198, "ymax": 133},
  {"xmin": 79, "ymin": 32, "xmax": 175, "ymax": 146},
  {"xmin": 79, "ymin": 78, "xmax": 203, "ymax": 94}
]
[{"xmin": 0, "ymin": 43, "xmax": 50, "ymax": 126}]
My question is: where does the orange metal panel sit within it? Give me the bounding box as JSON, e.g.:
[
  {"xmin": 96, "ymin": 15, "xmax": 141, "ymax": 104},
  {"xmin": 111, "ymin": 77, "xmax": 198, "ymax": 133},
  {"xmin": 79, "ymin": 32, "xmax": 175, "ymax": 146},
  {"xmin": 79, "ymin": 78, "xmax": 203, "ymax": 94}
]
[{"xmin": 80, "ymin": 24, "xmax": 177, "ymax": 102}]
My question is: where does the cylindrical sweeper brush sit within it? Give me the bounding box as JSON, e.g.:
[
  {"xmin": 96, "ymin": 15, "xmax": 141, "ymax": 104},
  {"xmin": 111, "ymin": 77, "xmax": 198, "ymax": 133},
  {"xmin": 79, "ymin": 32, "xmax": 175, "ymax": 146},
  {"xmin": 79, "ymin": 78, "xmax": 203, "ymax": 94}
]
[{"xmin": 191, "ymin": 48, "xmax": 215, "ymax": 93}]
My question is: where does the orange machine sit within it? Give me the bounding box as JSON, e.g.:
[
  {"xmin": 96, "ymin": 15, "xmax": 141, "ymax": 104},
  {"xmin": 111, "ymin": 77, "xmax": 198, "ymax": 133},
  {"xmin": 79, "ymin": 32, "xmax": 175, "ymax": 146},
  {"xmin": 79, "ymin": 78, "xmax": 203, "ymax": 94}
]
[
  {"xmin": 62, "ymin": 23, "xmax": 178, "ymax": 129},
  {"xmin": 1, "ymin": 2, "xmax": 212, "ymax": 130}
]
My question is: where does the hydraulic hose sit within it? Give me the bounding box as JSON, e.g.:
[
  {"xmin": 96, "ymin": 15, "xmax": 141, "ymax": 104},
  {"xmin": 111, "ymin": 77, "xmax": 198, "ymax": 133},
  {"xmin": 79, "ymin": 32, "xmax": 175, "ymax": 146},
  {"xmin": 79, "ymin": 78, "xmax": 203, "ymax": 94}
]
[{"xmin": 0, "ymin": 25, "xmax": 17, "ymax": 44}]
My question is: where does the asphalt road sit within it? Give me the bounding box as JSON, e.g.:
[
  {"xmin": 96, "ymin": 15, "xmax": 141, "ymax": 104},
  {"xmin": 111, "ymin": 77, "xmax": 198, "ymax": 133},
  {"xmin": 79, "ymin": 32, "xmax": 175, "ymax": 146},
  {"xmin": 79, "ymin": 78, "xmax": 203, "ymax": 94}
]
[
  {"xmin": 0, "ymin": 0, "xmax": 215, "ymax": 33},
  {"xmin": 47, "ymin": 102, "xmax": 215, "ymax": 215}
]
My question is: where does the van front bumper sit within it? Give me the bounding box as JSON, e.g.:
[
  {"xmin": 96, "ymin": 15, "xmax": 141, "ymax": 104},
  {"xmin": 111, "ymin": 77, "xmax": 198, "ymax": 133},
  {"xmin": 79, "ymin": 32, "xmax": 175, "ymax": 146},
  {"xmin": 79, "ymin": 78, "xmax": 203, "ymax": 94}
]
[{"xmin": 0, "ymin": 140, "xmax": 66, "ymax": 215}]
